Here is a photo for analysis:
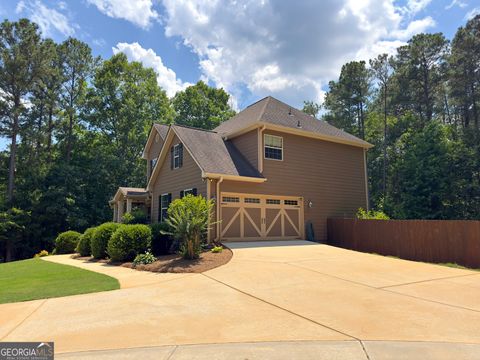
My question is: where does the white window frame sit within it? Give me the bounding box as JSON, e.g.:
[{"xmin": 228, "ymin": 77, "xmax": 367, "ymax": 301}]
[
  {"xmin": 173, "ymin": 144, "xmax": 181, "ymax": 169},
  {"xmin": 264, "ymin": 134, "xmax": 283, "ymax": 161},
  {"xmin": 160, "ymin": 193, "xmax": 170, "ymax": 222},
  {"xmin": 183, "ymin": 188, "xmax": 194, "ymax": 196}
]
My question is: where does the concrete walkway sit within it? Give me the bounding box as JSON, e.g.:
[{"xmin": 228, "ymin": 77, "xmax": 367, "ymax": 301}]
[{"xmin": 2, "ymin": 241, "xmax": 480, "ymax": 359}]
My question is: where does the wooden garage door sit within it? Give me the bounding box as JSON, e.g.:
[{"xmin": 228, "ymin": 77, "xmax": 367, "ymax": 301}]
[{"xmin": 220, "ymin": 192, "xmax": 304, "ymax": 241}]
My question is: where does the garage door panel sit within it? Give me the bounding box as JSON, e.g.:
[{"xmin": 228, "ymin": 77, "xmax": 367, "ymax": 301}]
[
  {"xmin": 244, "ymin": 208, "xmax": 262, "ymax": 237},
  {"xmin": 221, "ymin": 207, "xmax": 241, "ymax": 238},
  {"xmin": 265, "ymin": 209, "xmax": 282, "ymax": 237},
  {"xmin": 284, "ymin": 209, "xmax": 300, "ymax": 236}
]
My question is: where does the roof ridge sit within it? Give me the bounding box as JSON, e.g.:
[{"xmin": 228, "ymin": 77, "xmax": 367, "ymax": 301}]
[
  {"xmin": 245, "ymin": 95, "xmax": 271, "ymax": 109},
  {"xmin": 172, "ymin": 124, "xmax": 218, "ymax": 133}
]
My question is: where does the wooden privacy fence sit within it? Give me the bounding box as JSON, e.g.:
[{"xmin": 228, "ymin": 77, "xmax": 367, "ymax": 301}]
[{"xmin": 327, "ymin": 218, "xmax": 480, "ymax": 268}]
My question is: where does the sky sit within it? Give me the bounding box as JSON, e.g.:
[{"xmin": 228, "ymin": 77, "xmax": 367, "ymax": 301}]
[{"xmin": 0, "ymin": 0, "xmax": 479, "ymax": 150}]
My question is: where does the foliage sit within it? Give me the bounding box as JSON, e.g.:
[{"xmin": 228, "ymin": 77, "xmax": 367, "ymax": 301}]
[
  {"xmin": 0, "ymin": 258, "xmax": 119, "ymax": 304},
  {"xmin": 54, "ymin": 230, "xmax": 81, "ymax": 254},
  {"xmin": 302, "ymin": 101, "xmax": 321, "ymax": 118},
  {"xmin": 76, "ymin": 227, "xmax": 96, "ymax": 257},
  {"xmin": 0, "ymin": 207, "xmax": 30, "ymax": 262},
  {"xmin": 90, "ymin": 222, "xmax": 120, "ymax": 259},
  {"xmin": 34, "ymin": 250, "xmax": 49, "ymax": 258},
  {"xmin": 122, "ymin": 209, "xmax": 148, "ymax": 224},
  {"xmin": 132, "ymin": 251, "xmax": 156, "ymax": 267},
  {"xmin": 107, "ymin": 224, "xmax": 152, "ymax": 262},
  {"xmin": 172, "ymin": 80, "xmax": 235, "ymax": 130},
  {"xmin": 164, "ymin": 194, "xmax": 214, "ymax": 260},
  {"xmin": 356, "ymin": 208, "xmax": 390, "ymax": 220},
  {"xmin": 150, "ymin": 222, "xmax": 174, "ymax": 255},
  {"xmin": 211, "ymin": 245, "xmax": 223, "ymax": 253}
]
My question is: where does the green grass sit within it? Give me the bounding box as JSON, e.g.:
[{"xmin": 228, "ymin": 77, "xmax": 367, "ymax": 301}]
[{"xmin": 0, "ymin": 258, "xmax": 120, "ymax": 304}]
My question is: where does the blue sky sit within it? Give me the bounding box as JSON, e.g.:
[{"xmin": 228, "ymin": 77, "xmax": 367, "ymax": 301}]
[{"xmin": 0, "ymin": 0, "xmax": 479, "ymax": 150}]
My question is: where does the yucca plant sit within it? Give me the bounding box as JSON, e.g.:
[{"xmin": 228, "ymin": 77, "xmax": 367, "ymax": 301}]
[{"xmin": 164, "ymin": 195, "xmax": 215, "ymax": 259}]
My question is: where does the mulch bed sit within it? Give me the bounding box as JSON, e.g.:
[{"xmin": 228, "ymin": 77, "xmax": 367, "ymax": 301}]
[
  {"xmin": 72, "ymin": 246, "xmax": 233, "ymax": 273},
  {"xmin": 122, "ymin": 246, "xmax": 233, "ymax": 273}
]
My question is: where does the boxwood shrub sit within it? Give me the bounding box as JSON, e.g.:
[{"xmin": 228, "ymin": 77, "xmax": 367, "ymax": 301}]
[
  {"xmin": 107, "ymin": 224, "xmax": 152, "ymax": 262},
  {"xmin": 76, "ymin": 227, "xmax": 96, "ymax": 257},
  {"xmin": 150, "ymin": 222, "xmax": 174, "ymax": 256},
  {"xmin": 91, "ymin": 222, "xmax": 120, "ymax": 259},
  {"xmin": 55, "ymin": 230, "xmax": 81, "ymax": 254}
]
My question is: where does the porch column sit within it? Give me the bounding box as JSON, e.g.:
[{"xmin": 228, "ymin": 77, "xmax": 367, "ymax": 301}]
[
  {"xmin": 117, "ymin": 200, "xmax": 124, "ymax": 222},
  {"xmin": 126, "ymin": 198, "xmax": 132, "ymax": 213},
  {"xmin": 113, "ymin": 202, "xmax": 118, "ymax": 222}
]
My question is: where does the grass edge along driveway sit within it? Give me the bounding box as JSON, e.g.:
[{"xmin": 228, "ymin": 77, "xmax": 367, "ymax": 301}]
[{"xmin": 0, "ymin": 258, "xmax": 119, "ymax": 304}]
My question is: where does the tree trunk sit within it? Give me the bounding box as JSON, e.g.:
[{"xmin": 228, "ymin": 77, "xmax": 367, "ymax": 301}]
[
  {"xmin": 7, "ymin": 109, "xmax": 19, "ymax": 204},
  {"xmin": 5, "ymin": 239, "xmax": 13, "ymax": 262},
  {"xmin": 47, "ymin": 106, "xmax": 53, "ymax": 161},
  {"xmin": 383, "ymin": 84, "xmax": 387, "ymax": 198}
]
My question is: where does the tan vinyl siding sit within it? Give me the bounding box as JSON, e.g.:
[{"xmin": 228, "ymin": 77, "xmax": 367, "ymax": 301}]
[
  {"xmin": 230, "ymin": 129, "xmax": 258, "ymax": 169},
  {"xmin": 220, "ymin": 130, "xmax": 367, "ymax": 241},
  {"xmin": 151, "ymin": 134, "xmax": 206, "ymax": 223}
]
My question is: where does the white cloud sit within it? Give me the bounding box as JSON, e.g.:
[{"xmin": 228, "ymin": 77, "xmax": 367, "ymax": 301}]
[
  {"xmin": 86, "ymin": 0, "xmax": 158, "ymax": 29},
  {"xmin": 15, "ymin": 0, "xmax": 75, "ymax": 37},
  {"xmin": 445, "ymin": 0, "xmax": 467, "ymax": 10},
  {"xmin": 160, "ymin": 0, "xmax": 436, "ymax": 108},
  {"xmin": 390, "ymin": 16, "xmax": 436, "ymax": 40},
  {"xmin": 465, "ymin": 7, "xmax": 480, "ymax": 20},
  {"xmin": 112, "ymin": 42, "xmax": 191, "ymax": 97}
]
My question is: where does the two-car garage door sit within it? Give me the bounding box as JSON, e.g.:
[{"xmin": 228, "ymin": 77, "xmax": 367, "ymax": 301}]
[{"xmin": 220, "ymin": 192, "xmax": 304, "ymax": 241}]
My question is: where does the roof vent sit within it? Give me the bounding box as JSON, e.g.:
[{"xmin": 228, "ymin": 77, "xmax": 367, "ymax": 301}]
[
  {"xmin": 288, "ymin": 107, "xmax": 293, "ymax": 116},
  {"xmin": 297, "ymin": 120, "xmax": 302, "ymax": 128}
]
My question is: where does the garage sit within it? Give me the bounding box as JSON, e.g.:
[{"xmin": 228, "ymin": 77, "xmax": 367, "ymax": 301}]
[{"xmin": 220, "ymin": 192, "xmax": 304, "ymax": 241}]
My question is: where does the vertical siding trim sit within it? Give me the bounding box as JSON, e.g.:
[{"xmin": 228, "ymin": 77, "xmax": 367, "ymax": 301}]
[
  {"xmin": 363, "ymin": 148, "xmax": 369, "ymax": 211},
  {"xmin": 216, "ymin": 177, "xmax": 224, "ymax": 241},
  {"xmin": 207, "ymin": 178, "xmax": 211, "ymax": 243},
  {"xmin": 258, "ymin": 125, "xmax": 266, "ymax": 173}
]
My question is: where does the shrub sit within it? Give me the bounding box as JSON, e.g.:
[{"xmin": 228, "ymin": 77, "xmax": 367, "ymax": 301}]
[
  {"xmin": 132, "ymin": 251, "xmax": 156, "ymax": 267},
  {"xmin": 122, "ymin": 209, "xmax": 148, "ymax": 224},
  {"xmin": 91, "ymin": 222, "xmax": 120, "ymax": 259},
  {"xmin": 211, "ymin": 246, "xmax": 223, "ymax": 253},
  {"xmin": 150, "ymin": 222, "xmax": 174, "ymax": 255},
  {"xmin": 76, "ymin": 227, "xmax": 96, "ymax": 257},
  {"xmin": 34, "ymin": 250, "xmax": 49, "ymax": 258},
  {"xmin": 55, "ymin": 231, "xmax": 81, "ymax": 254},
  {"xmin": 165, "ymin": 194, "xmax": 214, "ymax": 260},
  {"xmin": 356, "ymin": 208, "xmax": 390, "ymax": 220},
  {"xmin": 107, "ymin": 224, "xmax": 152, "ymax": 262}
]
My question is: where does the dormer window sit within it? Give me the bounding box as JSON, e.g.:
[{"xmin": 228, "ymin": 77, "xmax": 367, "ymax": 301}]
[
  {"xmin": 264, "ymin": 134, "xmax": 283, "ymax": 161},
  {"xmin": 170, "ymin": 143, "xmax": 183, "ymax": 169}
]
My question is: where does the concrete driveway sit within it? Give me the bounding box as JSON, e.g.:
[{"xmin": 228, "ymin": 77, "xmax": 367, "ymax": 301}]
[{"xmin": 1, "ymin": 241, "xmax": 480, "ymax": 359}]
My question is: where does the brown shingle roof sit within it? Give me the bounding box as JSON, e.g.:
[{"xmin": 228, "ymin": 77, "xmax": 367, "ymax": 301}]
[
  {"xmin": 214, "ymin": 96, "xmax": 371, "ymax": 148},
  {"xmin": 172, "ymin": 125, "xmax": 263, "ymax": 178},
  {"xmin": 153, "ymin": 123, "xmax": 169, "ymax": 140}
]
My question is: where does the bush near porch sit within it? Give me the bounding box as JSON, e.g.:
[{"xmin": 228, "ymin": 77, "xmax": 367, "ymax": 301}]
[{"xmin": 107, "ymin": 224, "xmax": 152, "ymax": 262}]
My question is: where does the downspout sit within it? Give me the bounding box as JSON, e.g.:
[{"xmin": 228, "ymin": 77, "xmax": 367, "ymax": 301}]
[
  {"xmin": 363, "ymin": 148, "xmax": 369, "ymax": 211},
  {"xmin": 216, "ymin": 176, "xmax": 224, "ymax": 242}
]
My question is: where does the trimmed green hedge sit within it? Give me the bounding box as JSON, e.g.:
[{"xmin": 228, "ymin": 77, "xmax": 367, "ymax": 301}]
[
  {"xmin": 76, "ymin": 227, "xmax": 96, "ymax": 257},
  {"xmin": 107, "ymin": 224, "xmax": 152, "ymax": 262},
  {"xmin": 55, "ymin": 231, "xmax": 81, "ymax": 254},
  {"xmin": 91, "ymin": 222, "xmax": 120, "ymax": 259}
]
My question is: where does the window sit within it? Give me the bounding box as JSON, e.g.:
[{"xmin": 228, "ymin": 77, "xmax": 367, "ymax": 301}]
[
  {"xmin": 171, "ymin": 143, "xmax": 183, "ymax": 169},
  {"xmin": 150, "ymin": 158, "xmax": 157, "ymax": 174},
  {"xmin": 222, "ymin": 196, "xmax": 240, "ymax": 203},
  {"xmin": 244, "ymin": 197, "xmax": 260, "ymax": 204},
  {"xmin": 266, "ymin": 199, "xmax": 281, "ymax": 205},
  {"xmin": 284, "ymin": 200, "xmax": 298, "ymax": 206},
  {"xmin": 159, "ymin": 193, "xmax": 171, "ymax": 222},
  {"xmin": 180, "ymin": 188, "xmax": 197, "ymax": 198},
  {"xmin": 264, "ymin": 134, "xmax": 283, "ymax": 160}
]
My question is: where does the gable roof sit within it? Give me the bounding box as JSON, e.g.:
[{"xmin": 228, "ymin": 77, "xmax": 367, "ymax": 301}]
[
  {"xmin": 110, "ymin": 187, "xmax": 148, "ymax": 203},
  {"xmin": 147, "ymin": 125, "xmax": 265, "ymax": 190},
  {"xmin": 142, "ymin": 123, "xmax": 169, "ymax": 159},
  {"xmin": 214, "ymin": 96, "xmax": 372, "ymax": 148}
]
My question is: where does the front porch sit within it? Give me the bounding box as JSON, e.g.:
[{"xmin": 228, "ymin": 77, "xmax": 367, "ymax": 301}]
[{"xmin": 109, "ymin": 187, "xmax": 151, "ymax": 223}]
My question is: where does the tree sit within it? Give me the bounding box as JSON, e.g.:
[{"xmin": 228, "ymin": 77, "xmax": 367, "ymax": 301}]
[
  {"xmin": 172, "ymin": 81, "xmax": 235, "ymax": 130},
  {"xmin": 0, "ymin": 207, "xmax": 30, "ymax": 262},
  {"xmin": 0, "ymin": 19, "xmax": 45, "ymax": 203},
  {"xmin": 302, "ymin": 100, "xmax": 321, "ymax": 118},
  {"xmin": 58, "ymin": 37, "xmax": 96, "ymax": 163},
  {"xmin": 369, "ymin": 54, "xmax": 393, "ymax": 196},
  {"xmin": 324, "ymin": 61, "xmax": 370, "ymax": 138}
]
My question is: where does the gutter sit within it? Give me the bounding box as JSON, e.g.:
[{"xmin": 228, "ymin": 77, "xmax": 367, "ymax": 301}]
[{"xmin": 216, "ymin": 176, "xmax": 224, "ymax": 242}]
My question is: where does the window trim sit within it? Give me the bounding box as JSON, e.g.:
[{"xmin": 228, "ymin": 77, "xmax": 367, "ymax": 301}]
[
  {"xmin": 264, "ymin": 134, "xmax": 283, "ymax": 161},
  {"xmin": 173, "ymin": 144, "xmax": 181, "ymax": 169},
  {"xmin": 160, "ymin": 193, "xmax": 170, "ymax": 222}
]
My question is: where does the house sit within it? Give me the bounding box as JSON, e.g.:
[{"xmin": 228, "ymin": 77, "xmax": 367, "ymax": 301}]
[{"xmin": 110, "ymin": 96, "xmax": 372, "ymax": 242}]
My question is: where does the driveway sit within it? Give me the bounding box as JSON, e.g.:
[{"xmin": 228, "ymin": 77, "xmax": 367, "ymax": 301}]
[{"xmin": 1, "ymin": 241, "xmax": 480, "ymax": 359}]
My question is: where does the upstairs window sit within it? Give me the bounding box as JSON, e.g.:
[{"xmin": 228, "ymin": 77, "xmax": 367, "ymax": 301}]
[
  {"xmin": 264, "ymin": 134, "xmax": 283, "ymax": 160},
  {"xmin": 150, "ymin": 158, "xmax": 158, "ymax": 174},
  {"xmin": 180, "ymin": 188, "xmax": 197, "ymax": 198},
  {"xmin": 159, "ymin": 193, "xmax": 172, "ymax": 222},
  {"xmin": 171, "ymin": 143, "xmax": 183, "ymax": 169}
]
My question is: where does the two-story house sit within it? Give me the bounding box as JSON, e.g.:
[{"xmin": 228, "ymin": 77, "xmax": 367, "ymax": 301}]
[{"xmin": 110, "ymin": 96, "xmax": 372, "ymax": 242}]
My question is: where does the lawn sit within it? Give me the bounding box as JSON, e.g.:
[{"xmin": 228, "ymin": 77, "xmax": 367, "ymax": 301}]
[{"xmin": 0, "ymin": 258, "xmax": 120, "ymax": 304}]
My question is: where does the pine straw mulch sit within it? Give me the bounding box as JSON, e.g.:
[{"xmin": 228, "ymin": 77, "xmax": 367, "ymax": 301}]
[{"xmin": 121, "ymin": 246, "xmax": 233, "ymax": 273}]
